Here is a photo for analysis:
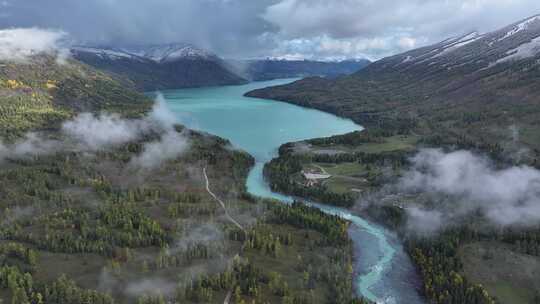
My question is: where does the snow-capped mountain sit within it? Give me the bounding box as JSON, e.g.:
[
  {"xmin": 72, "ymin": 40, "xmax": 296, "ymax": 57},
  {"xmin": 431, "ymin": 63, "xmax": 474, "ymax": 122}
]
[
  {"xmin": 72, "ymin": 43, "xmax": 216, "ymax": 63},
  {"xmin": 118, "ymin": 44, "xmax": 216, "ymax": 63},
  {"xmin": 247, "ymin": 14, "xmax": 540, "ymax": 149},
  {"xmin": 71, "ymin": 46, "xmax": 144, "ymax": 61},
  {"xmin": 71, "ymin": 44, "xmax": 246, "ymax": 90},
  {"xmin": 377, "ymin": 14, "xmax": 540, "ymax": 72},
  {"xmin": 229, "ymin": 58, "xmax": 370, "ymax": 81}
]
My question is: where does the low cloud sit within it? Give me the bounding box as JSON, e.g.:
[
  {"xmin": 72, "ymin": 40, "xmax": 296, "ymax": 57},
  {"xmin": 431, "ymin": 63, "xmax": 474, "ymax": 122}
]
[
  {"xmin": 62, "ymin": 93, "xmax": 188, "ymax": 163},
  {"xmin": 128, "ymin": 94, "xmax": 190, "ymax": 169},
  {"xmin": 128, "ymin": 130, "xmax": 189, "ymax": 169},
  {"xmin": 172, "ymin": 222, "xmax": 225, "ymax": 253},
  {"xmin": 2, "ymin": 94, "xmax": 189, "ymax": 170},
  {"xmin": 506, "ymin": 124, "xmax": 531, "ymax": 163},
  {"xmin": 404, "ymin": 206, "xmax": 443, "ymax": 235},
  {"xmin": 0, "ymin": 132, "xmax": 59, "ymax": 162},
  {"xmin": 125, "ymin": 278, "xmax": 176, "ymax": 297},
  {"xmin": 0, "ymin": 28, "xmax": 68, "ymax": 62},
  {"xmin": 149, "ymin": 93, "xmax": 178, "ymax": 128},
  {"xmin": 62, "ymin": 113, "xmax": 145, "ymax": 150},
  {"xmin": 400, "ymin": 149, "xmax": 540, "ymax": 229}
]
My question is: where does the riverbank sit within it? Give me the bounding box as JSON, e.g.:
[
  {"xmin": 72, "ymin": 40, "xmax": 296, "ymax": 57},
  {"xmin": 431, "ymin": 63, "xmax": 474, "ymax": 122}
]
[{"xmin": 260, "ymin": 121, "xmax": 534, "ymax": 304}]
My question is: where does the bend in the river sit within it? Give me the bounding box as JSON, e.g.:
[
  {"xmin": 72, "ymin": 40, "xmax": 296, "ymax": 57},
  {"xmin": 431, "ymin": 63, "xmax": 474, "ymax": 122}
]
[{"xmin": 161, "ymin": 79, "xmax": 424, "ymax": 304}]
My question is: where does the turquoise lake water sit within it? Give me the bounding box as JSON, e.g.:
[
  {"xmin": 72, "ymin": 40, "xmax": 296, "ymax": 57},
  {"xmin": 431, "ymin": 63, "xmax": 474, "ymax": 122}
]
[{"xmin": 161, "ymin": 79, "xmax": 424, "ymax": 304}]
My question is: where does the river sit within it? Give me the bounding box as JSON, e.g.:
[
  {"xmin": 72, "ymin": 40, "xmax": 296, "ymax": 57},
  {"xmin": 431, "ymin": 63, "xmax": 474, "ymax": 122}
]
[{"xmin": 161, "ymin": 79, "xmax": 424, "ymax": 304}]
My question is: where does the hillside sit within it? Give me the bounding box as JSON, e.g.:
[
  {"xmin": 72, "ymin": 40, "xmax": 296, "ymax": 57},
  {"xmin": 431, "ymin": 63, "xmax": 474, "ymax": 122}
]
[
  {"xmin": 0, "ymin": 48, "xmax": 364, "ymax": 303},
  {"xmin": 247, "ymin": 15, "xmax": 540, "ymax": 164},
  {"xmin": 230, "ymin": 59, "xmax": 370, "ymax": 81},
  {"xmin": 0, "ymin": 54, "xmax": 151, "ymax": 139},
  {"xmin": 71, "ymin": 44, "xmax": 247, "ymax": 91}
]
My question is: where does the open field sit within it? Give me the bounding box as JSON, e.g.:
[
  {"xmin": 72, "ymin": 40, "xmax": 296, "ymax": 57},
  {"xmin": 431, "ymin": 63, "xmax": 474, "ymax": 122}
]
[
  {"xmin": 459, "ymin": 241, "xmax": 540, "ymax": 304},
  {"xmin": 269, "ymin": 131, "xmax": 411, "ymax": 203}
]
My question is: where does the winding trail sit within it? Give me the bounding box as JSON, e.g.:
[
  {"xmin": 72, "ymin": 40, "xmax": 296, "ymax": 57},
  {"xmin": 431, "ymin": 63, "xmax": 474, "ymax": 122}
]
[
  {"xmin": 203, "ymin": 167, "xmax": 245, "ymax": 232},
  {"xmin": 223, "ymin": 290, "xmax": 232, "ymax": 304},
  {"xmin": 203, "ymin": 167, "xmax": 245, "ymax": 304}
]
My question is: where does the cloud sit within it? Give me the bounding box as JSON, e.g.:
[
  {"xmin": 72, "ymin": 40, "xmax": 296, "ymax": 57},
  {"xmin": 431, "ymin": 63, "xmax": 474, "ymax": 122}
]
[
  {"xmin": 0, "ymin": 1, "xmax": 538, "ymax": 60},
  {"xmin": 400, "ymin": 149, "xmax": 540, "ymax": 228},
  {"xmin": 125, "ymin": 278, "xmax": 176, "ymax": 297},
  {"xmin": 128, "ymin": 130, "xmax": 189, "ymax": 169},
  {"xmin": 0, "ymin": 28, "xmax": 67, "ymax": 61},
  {"xmin": 0, "ymin": 0, "xmax": 276, "ymax": 58},
  {"xmin": 62, "ymin": 113, "xmax": 146, "ymax": 149},
  {"xmin": 127, "ymin": 94, "xmax": 190, "ymax": 169},
  {"xmin": 171, "ymin": 222, "xmax": 225, "ymax": 253},
  {"xmin": 0, "ymin": 133, "xmax": 59, "ymax": 162},
  {"xmin": 149, "ymin": 93, "xmax": 178, "ymax": 128},
  {"xmin": 261, "ymin": 0, "xmax": 540, "ymax": 60},
  {"xmin": 62, "ymin": 92, "xmax": 183, "ymax": 153},
  {"xmin": 405, "ymin": 206, "xmax": 443, "ymax": 235},
  {"xmin": 1, "ymin": 94, "xmax": 188, "ymax": 171}
]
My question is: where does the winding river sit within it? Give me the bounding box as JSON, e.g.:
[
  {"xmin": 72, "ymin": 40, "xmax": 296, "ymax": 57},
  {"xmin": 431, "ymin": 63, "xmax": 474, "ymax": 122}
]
[{"xmin": 162, "ymin": 79, "xmax": 424, "ymax": 304}]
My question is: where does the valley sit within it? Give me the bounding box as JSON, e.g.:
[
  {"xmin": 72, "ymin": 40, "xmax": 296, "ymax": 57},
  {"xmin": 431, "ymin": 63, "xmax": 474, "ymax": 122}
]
[
  {"xmin": 246, "ymin": 14, "xmax": 540, "ymax": 304},
  {"xmin": 160, "ymin": 79, "xmax": 424, "ymax": 304},
  {"xmin": 2, "ymin": 6, "xmax": 540, "ymax": 304},
  {"xmin": 0, "ymin": 56, "xmax": 369, "ymax": 303}
]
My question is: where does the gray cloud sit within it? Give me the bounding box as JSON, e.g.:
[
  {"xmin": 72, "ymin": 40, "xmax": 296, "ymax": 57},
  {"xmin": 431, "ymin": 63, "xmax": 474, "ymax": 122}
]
[
  {"xmin": 0, "ymin": 28, "xmax": 67, "ymax": 61},
  {"xmin": 400, "ymin": 149, "xmax": 540, "ymax": 229},
  {"xmin": 405, "ymin": 206, "xmax": 443, "ymax": 235},
  {"xmin": 0, "ymin": 1, "xmax": 538, "ymax": 60},
  {"xmin": 62, "ymin": 93, "xmax": 185, "ymax": 155},
  {"xmin": 128, "ymin": 130, "xmax": 189, "ymax": 170},
  {"xmin": 125, "ymin": 277, "xmax": 176, "ymax": 297},
  {"xmin": 127, "ymin": 93, "xmax": 190, "ymax": 169},
  {"xmin": 171, "ymin": 222, "xmax": 225, "ymax": 253},
  {"xmin": 0, "ymin": 132, "xmax": 60, "ymax": 162},
  {"xmin": 262, "ymin": 0, "xmax": 540, "ymax": 60},
  {"xmin": 1, "ymin": 94, "xmax": 189, "ymax": 170},
  {"xmin": 0, "ymin": 0, "xmax": 276, "ymax": 58},
  {"xmin": 62, "ymin": 113, "xmax": 147, "ymax": 149}
]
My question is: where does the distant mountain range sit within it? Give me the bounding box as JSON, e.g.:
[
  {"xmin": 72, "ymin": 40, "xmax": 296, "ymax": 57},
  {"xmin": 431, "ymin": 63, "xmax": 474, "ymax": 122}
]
[
  {"xmin": 72, "ymin": 44, "xmax": 370, "ymax": 91},
  {"xmin": 71, "ymin": 43, "xmax": 248, "ymax": 91},
  {"xmin": 229, "ymin": 58, "xmax": 371, "ymax": 81},
  {"xmin": 247, "ymin": 14, "xmax": 540, "ymax": 163}
]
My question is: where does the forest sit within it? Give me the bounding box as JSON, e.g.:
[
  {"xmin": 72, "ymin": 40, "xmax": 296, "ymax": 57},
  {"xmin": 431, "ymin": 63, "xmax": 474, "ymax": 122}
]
[
  {"xmin": 264, "ymin": 126, "xmax": 540, "ymax": 304},
  {"xmin": 0, "ymin": 54, "xmax": 369, "ymax": 304}
]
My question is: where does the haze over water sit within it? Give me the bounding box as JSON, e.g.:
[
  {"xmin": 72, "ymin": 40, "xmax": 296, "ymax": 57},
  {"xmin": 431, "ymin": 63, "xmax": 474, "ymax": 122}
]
[{"xmin": 161, "ymin": 79, "xmax": 424, "ymax": 304}]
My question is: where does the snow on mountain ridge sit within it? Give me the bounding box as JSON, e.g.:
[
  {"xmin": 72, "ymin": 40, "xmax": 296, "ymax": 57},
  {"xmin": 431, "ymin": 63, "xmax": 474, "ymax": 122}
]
[
  {"xmin": 120, "ymin": 44, "xmax": 215, "ymax": 62},
  {"xmin": 498, "ymin": 15, "xmax": 540, "ymax": 42},
  {"xmin": 71, "ymin": 46, "xmax": 141, "ymax": 61},
  {"xmin": 72, "ymin": 44, "xmax": 216, "ymax": 63},
  {"xmin": 431, "ymin": 32, "xmax": 483, "ymax": 58},
  {"xmin": 493, "ymin": 36, "xmax": 540, "ymax": 65}
]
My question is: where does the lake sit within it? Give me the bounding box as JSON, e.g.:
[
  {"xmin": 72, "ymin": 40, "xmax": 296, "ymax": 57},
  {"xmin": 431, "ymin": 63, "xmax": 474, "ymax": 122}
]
[{"xmin": 162, "ymin": 79, "xmax": 424, "ymax": 304}]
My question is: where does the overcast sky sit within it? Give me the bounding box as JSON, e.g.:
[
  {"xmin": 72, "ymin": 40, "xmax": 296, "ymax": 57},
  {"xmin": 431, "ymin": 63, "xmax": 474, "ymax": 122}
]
[{"xmin": 1, "ymin": 0, "xmax": 539, "ymax": 60}]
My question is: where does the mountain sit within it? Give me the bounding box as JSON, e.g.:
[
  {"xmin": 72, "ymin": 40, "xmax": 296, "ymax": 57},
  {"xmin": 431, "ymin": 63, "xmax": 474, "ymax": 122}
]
[
  {"xmin": 230, "ymin": 58, "xmax": 371, "ymax": 81},
  {"xmin": 71, "ymin": 43, "xmax": 247, "ymax": 91},
  {"xmin": 247, "ymin": 15, "xmax": 540, "ymax": 163},
  {"xmin": 0, "ymin": 53, "xmax": 151, "ymax": 139}
]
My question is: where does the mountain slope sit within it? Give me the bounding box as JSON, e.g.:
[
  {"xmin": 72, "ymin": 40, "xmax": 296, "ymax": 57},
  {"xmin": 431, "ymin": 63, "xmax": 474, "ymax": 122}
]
[
  {"xmin": 230, "ymin": 59, "xmax": 370, "ymax": 81},
  {"xmin": 72, "ymin": 44, "xmax": 247, "ymax": 91},
  {"xmin": 0, "ymin": 54, "xmax": 151, "ymax": 139},
  {"xmin": 247, "ymin": 15, "xmax": 540, "ymax": 163}
]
